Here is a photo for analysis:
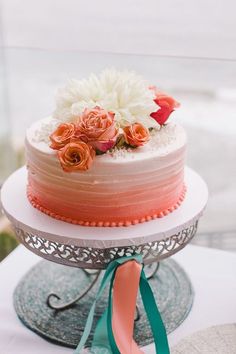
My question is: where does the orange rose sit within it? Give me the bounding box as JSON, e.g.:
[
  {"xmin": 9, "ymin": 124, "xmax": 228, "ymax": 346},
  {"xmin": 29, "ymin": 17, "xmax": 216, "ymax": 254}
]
[
  {"xmin": 123, "ymin": 123, "xmax": 150, "ymax": 147},
  {"xmin": 50, "ymin": 123, "xmax": 76, "ymax": 150},
  {"xmin": 76, "ymin": 106, "xmax": 118, "ymax": 152},
  {"xmin": 58, "ymin": 142, "xmax": 95, "ymax": 172},
  {"xmin": 150, "ymin": 87, "xmax": 180, "ymax": 125}
]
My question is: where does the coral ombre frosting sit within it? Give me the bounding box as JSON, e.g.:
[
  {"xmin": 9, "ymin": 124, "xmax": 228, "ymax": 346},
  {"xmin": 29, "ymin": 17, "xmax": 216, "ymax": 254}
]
[{"xmin": 26, "ymin": 118, "xmax": 187, "ymax": 227}]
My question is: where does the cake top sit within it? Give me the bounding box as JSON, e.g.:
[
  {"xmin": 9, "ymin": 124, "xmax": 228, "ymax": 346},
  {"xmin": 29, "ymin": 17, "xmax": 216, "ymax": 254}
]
[
  {"xmin": 28, "ymin": 118, "xmax": 186, "ymax": 162},
  {"xmin": 32, "ymin": 69, "xmax": 181, "ymax": 172}
]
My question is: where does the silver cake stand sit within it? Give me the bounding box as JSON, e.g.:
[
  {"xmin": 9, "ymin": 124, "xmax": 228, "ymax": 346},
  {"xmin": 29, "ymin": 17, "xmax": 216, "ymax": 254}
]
[{"xmin": 1, "ymin": 166, "xmax": 208, "ymax": 348}]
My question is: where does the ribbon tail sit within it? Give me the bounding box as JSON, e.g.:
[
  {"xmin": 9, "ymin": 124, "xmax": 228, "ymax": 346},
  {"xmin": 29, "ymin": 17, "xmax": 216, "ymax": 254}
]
[
  {"xmin": 140, "ymin": 269, "xmax": 170, "ymax": 354},
  {"xmin": 108, "ymin": 260, "xmax": 144, "ymax": 354},
  {"xmin": 92, "ymin": 308, "xmax": 112, "ymax": 352},
  {"xmin": 74, "ymin": 302, "xmax": 98, "ymax": 353},
  {"xmin": 74, "ymin": 259, "xmax": 120, "ymax": 353}
]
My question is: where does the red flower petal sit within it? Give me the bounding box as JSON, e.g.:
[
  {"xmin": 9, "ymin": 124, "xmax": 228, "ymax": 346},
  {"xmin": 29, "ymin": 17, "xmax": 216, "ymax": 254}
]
[
  {"xmin": 150, "ymin": 86, "xmax": 180, "ymax": 125},
  {"xmin": 150, "ymin": 106, "xmax": 173, "ymax": 125}
]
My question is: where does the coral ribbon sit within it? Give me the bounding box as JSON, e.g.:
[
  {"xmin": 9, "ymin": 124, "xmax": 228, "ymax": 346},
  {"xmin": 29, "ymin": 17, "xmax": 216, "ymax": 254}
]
[{"xmin": 112, "ymin": 261, "xmax": 143, "ymax": 354}]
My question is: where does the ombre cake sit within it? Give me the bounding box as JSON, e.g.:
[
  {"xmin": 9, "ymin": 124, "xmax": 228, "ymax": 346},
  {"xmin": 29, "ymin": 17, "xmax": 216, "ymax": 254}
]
[{"xmin": 25, "ymin": 69, "xmax": 187, "ymax": 227}]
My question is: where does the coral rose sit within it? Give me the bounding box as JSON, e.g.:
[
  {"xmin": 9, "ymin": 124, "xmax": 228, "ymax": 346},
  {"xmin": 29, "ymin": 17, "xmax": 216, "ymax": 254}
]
[
  {"xmin": 150, "ymin": 87, "xmax": 180, "ymax": 125},
  {"xmin": 76, "ymin": 106, "xmax": 118, "ymax": 152},
  {"xmin": 58, "ymin": 142, "xmax": 95, "ymax": 172},
  {"xmin": 50, "ymin": 123, "xmax": 76, "ymax": 150},
  {"xmin": 123, "ymin": 123, "xmax": 150, "ymax": 147}
]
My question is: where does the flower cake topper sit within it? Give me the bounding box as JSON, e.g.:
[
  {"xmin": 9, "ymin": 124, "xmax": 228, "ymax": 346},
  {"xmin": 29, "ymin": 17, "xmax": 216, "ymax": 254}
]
[
  {"xmin": 49, "ymin": 70, "xmax": 180, "ymax": 172},
  {"xmin": 150, "ymin": 86, "xmax": 180, "ymax": 125}
]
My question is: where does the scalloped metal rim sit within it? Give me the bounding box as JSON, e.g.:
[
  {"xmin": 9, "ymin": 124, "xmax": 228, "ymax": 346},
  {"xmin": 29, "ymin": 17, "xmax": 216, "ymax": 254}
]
[{"xmin": 12, "ymin": 220, "xmax": 198, "ymax": 269}]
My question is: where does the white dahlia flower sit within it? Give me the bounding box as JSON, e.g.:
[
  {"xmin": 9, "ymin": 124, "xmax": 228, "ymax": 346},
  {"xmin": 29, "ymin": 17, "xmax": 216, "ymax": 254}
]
[{"xmin": 53, "ymin": 69, "xmax": 159, "ymax": 129}]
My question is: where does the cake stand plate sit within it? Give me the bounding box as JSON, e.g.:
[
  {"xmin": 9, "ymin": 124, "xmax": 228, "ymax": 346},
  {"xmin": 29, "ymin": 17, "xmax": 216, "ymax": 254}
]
[
  {"xmin": 14, "ymin": 258, "xmax": 193, "ymax": 348},
  {"xmin": 1, "ymin": 166, "xmax": 208, "ymax": 269}
]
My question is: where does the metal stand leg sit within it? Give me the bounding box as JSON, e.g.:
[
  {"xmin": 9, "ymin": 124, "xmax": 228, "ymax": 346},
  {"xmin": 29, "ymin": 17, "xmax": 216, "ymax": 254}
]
[
  {"xmin": 46, "ymin": 269, "xmax": 101, "ymax": 310},
  {"xmin": 146, "ymin": 262, "xmax": 160, "ymax": 280}
]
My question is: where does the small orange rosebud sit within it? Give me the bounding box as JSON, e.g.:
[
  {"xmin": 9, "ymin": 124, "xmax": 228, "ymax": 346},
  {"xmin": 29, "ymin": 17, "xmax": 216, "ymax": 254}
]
[
  {"xmin": 123, "ymin": 123, "xmax": 150, "ymax": 147},
  {"xmin": 49, "ymin": 123, "xmax": 76, "ymax": 150}
]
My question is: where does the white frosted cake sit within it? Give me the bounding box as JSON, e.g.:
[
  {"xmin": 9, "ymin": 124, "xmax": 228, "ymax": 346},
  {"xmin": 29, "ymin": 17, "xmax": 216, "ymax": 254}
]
[{"xmin": 25, "ymin": 69, "xmax": 186, "ymax": 227}]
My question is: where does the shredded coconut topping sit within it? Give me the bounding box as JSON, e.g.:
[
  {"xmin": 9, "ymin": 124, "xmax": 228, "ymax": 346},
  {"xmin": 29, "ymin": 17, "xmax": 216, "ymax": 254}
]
[
  {"xmin": 149, "ymin": 124, "xmax": 176, "ymax": 150},
  {"xmin": 107, "ymin": 146, "xmax": 133, "ymax": 159},
  {"xmin": 106, "ymin": 123, "xmax": 182, "ymax": 160}
]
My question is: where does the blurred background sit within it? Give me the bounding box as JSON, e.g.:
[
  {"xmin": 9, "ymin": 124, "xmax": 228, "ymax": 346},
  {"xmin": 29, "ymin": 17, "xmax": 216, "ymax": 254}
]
[{"xmin": 0, "ymin": 0, "xmax": 236, "ymax": 260}]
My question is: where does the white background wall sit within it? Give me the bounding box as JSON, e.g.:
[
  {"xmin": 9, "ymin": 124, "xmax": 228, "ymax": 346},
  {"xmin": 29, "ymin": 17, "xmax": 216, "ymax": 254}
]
[{"xmin": 1, "ymin": 0, "xmax": 236, "ymax": 60}]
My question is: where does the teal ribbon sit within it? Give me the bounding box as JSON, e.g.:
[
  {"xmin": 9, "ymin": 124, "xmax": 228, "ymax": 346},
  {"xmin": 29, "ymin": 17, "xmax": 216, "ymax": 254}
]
[{"xmin": 74, "ymin": 255, "xmax": 170, "ymax": 354}]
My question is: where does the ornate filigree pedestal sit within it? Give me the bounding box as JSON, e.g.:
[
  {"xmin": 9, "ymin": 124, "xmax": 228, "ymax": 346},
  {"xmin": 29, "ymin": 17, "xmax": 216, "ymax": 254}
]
[
  {"xmin": 1, "ymin": 166, "xmax": 208, "ymax": 349},
  {"xmin": 13, "ymin": 220, "xmax": 198, "ymax": 269}
]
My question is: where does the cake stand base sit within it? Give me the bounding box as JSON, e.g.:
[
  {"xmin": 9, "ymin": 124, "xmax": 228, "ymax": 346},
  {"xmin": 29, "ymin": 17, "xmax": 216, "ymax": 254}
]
[{"xmin": 14, "ymin": 258, "xmax": 194, "ymax": 348}]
